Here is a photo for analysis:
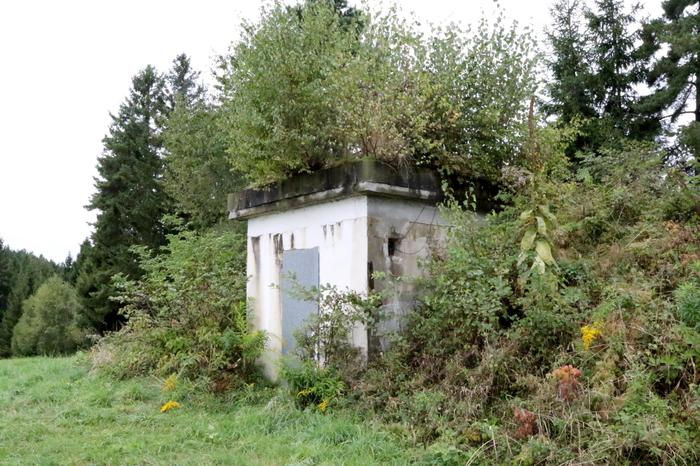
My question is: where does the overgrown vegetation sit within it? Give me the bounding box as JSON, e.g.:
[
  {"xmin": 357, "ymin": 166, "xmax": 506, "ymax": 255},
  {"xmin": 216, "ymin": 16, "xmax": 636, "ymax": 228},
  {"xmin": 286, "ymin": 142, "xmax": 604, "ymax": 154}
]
[
  {"xmin": 219, "ymin": 0, "xmax": 537, "ymax": 186},
  {"xmin": 267, "ymin": 101, "xmax": 700, "ymax": 464},
  {"xmin": 84, "ymin": 1, "xmax": 700, "ymax": 464},
  {"xmin": 280, "ymin": 284, "xmax": 383, "ymax": 413},
  {"xmin": 320, "ymin": 136, "xmax": 700, "ymax": 464},
  {"xmin": 92, "ymin": 227, "xmax": 265, "ymax": 389}
]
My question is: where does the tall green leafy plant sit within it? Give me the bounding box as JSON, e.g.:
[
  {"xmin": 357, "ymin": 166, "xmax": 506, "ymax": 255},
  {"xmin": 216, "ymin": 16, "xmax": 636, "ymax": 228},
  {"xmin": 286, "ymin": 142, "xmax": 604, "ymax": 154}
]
[
  {"xmin": 95, "ymin": 228, "xmax": 265, "ymax": 386},
  {"xmin": 515, "ymin": 99, "xmax": 574, "ymax": 287}
]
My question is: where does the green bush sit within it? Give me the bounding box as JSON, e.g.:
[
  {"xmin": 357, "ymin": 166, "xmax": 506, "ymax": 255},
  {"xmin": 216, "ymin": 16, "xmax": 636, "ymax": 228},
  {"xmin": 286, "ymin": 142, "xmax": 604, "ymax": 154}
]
[
  {"xmin": 290, "ymin": 283, "xmax": 382, "ymax": 377},
  {"xmin": 278, "ymin": 282, "xmax": 383, "ymax": 412},
  {"xmin": 409, "ymin": 202, "xmax": 517, "ymax": 360},
  {"xmin": 11, "ymin": 276, "xmax": 85, "ymax": 356},
  {"xmin": 509, "ymin": 301, "xmax": 577, "ymax": 368},
  {"xmin": 281, "ymin": 359, "xmax": 345, "ymax": 413},
  {"xmin": 93, "ymin": 227, "xmax": 265, "ymax": 388},
  {"xmin": 675, "ymin": 280, "xmax": 700, "ymax": 329}
]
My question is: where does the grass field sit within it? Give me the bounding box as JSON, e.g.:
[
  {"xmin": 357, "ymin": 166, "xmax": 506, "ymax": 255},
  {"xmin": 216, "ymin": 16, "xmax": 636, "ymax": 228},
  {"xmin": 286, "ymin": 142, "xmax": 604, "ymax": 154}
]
[{"xmin": 0, "ymin": 356, "xmax": 419, "ymax": 465}]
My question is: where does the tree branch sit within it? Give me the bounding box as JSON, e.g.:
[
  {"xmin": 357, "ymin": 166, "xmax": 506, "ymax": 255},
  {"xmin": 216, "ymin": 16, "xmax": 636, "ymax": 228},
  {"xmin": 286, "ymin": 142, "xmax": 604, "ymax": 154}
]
[{"xmin": 659, "ymin": 110, "xmax": 697, "ymax": 120}]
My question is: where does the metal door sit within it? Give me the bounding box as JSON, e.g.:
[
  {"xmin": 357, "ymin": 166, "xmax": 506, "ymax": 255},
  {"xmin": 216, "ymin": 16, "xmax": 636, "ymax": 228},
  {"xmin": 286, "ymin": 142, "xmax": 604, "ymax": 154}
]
[{"xmin": 281, "ymin": 248, "xmax": 319, "ymax": 355}]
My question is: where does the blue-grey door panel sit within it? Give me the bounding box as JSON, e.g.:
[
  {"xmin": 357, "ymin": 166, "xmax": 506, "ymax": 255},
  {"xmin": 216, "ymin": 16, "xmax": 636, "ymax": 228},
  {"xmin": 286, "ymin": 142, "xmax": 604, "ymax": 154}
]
[{"xmin": 281, "ymin": 248, "xmax": 319, "ymax": 355}]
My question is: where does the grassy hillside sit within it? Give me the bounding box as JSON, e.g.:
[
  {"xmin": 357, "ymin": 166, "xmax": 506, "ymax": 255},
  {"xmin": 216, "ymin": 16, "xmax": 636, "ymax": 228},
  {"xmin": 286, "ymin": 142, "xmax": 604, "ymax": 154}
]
[{"xmin": 0, "ymin": 356, "xmax": 417, "ymax": 465}]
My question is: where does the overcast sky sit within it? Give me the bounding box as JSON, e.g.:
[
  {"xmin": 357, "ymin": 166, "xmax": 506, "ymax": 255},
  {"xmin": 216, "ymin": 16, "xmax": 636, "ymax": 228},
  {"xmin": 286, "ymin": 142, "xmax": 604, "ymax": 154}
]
[{"xmin": 0, "ymin": 0, "xmax": 663, "ymax": 263}]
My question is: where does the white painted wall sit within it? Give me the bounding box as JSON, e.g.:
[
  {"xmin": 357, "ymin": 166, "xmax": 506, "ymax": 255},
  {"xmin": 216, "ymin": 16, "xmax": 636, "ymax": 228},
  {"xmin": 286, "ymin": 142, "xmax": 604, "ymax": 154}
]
[{"xmin": 247, "ymin": 196, "xmax": 370, "ymax": 379}]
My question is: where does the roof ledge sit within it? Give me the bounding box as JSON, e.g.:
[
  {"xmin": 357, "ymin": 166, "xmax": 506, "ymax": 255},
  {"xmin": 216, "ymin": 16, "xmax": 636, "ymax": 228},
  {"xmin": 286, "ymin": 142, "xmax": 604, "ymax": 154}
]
[{"xmin": 228, "ymin": 160, "xmax": 442, "ymax": 220}]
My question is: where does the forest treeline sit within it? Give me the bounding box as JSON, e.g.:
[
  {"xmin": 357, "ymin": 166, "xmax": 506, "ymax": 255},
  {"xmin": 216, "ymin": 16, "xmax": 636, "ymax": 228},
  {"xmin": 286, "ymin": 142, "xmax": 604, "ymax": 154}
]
[
  {"xmin": 0, "ymin": 240, "xmax": 82, "ymax": 356},
  {"xmin": 0, "ymin": 1, "xmax": 698, "ymax": 463}
]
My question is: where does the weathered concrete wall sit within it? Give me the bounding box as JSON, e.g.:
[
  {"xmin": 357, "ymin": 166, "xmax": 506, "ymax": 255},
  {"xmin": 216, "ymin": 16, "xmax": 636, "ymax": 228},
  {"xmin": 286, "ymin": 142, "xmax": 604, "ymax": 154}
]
[
  {"xmin": 247, "ymin": 196, "xmax": 369, "ymax": 379},
  {"xmin": 366, "ymin": 197, "xmax": 446, "ymax": 356}
]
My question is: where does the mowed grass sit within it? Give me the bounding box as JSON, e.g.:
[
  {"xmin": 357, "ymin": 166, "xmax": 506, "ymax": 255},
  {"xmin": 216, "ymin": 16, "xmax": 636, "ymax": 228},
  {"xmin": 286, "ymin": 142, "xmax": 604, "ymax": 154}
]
[{"xmin": 0, "ymin": 356, "xmax": 418, "ymax": 465}]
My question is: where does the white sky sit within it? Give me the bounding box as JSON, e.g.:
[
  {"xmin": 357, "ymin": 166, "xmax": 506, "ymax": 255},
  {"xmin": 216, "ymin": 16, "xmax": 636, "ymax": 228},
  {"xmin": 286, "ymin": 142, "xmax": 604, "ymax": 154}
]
[{"xmin": 0, "ymin": 0, "xmax": 663, "ymax": 263}]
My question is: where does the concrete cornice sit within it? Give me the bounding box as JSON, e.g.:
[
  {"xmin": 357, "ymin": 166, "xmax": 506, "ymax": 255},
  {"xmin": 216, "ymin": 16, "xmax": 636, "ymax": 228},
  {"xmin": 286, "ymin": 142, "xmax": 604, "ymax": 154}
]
[{"xmin": 228, "ymin": 160, "xmax": 443, "ymax": 220}]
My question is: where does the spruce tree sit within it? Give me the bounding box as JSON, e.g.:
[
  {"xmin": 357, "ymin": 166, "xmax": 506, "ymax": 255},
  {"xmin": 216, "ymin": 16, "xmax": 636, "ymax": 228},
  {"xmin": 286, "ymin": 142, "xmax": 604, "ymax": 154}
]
[
  {"xmin": 545, "ymin": 0, "xmax": 600, "ymax": 156},
  {"xmin": 545, "ymin": 0, "xmax": 596, "ymax": 125},
  {"xmin": 586, "ymin": 0, "xmax": 657, "ymax": 141},
  {"xmin": 639, "ymin": 0, "xmax": 700, "ymax": 158},
  {"xmin": 0, "ymin": 239, "xmax": 11, "ymax": 314},
  {"xmin": 165, "ymin": 54, "xmax": 205, "ymax": 112},
  {"xmin": 77, "ymin": 65, "xmax": 170, "ymax": 331},
  {"xmin": 162, "ymin": 54, "xmax": 239, "ymax": 229},
  {"xmin": 62, "ymin": 240, "xmax": 89, "ymax": 286},
  {"xmin": 0, "ymin": 269, "xmax": 31, "ymax": 356},
  {"xmin": 163, "ymin": 102, "xmax": 239, "ymax": 229}
]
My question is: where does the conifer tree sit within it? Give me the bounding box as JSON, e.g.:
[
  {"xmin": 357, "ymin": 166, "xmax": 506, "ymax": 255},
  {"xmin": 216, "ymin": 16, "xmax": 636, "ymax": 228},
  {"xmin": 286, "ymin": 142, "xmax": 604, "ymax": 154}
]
[
  {"xmin": 639, "ymin": 0, "xmax": 700, "ymax": 158},
  {"xmin": 162, "ymin": 54, "xmax": 234, "ymax": 229},
  {"xmin": 0, "ymin": 269, "xmax": 31, "ymax": 356},
  {"xmin": 545, "ymin": 0, "xmax": 600, "ymax": 156},
  {"xmin": 62, "ymin": 253, "xmax": 75, "ymax": 283},
  {"xmin": 165, "ymin": 54, "xmax": 205, "ymax": 113},
  {"xmin": 163, "ymin": 102, "xmax": 239, "ymax": 229},
  {"xmin": 0, "ymin": 239, "xmax": 11, "ymax": 314},
  {"xmin": 545, "ymin": 0, "xmax": 596, "ymax": 125},
  {"xmin": 62, "ymin": 240, "xmax": 89, "ymax": 286},
  {"xmin": 77, "ymin": 66, "xmax": 170, "ymax": 331},
  {"xmin": 586, "ymin": 0, "xmax": 657, "ymax": 141},
  {"xmin": 0, "ymin": 250, "xmax": 57, "ymax": 356}
]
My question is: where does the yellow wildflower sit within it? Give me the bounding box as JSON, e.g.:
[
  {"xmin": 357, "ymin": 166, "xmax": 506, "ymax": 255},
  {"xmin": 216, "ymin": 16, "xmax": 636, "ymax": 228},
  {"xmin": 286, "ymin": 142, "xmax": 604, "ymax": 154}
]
[
  {"xmin": 160, "ymin": 400, "xmax": 182, "ymax": 413},
  {"xmin": 318, "ymin": 399, "xmax": 330, "ymax": 413},
  {"xmin": 297, "ymin": 388, "xmax": 314, "ymax": 398},
  {"xmin": 163, "ymin": 374, "xmax": 178, "ymax": 392},
  {"xmin": 581, "ymin": 322, "xmax": 603, "ymax": 350}
]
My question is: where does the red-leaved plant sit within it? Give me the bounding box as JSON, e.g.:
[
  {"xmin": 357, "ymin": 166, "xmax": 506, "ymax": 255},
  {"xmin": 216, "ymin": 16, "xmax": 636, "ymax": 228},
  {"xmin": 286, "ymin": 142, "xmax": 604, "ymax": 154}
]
[
  {"xmin": 513, "ymin": 407, "xmax": 537, "ymax": 439},
  {"xmin": 552, "ymin": 365, "xmax": 582, "ymax": 402}
]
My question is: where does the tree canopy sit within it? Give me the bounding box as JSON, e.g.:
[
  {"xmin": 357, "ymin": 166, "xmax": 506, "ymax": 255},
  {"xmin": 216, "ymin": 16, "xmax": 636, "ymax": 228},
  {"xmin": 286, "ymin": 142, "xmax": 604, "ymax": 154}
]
[
  {"xmin": 11, "ymin": 276, "xmax": 84, "ymax": 356},
  {"xmin": 219, "ymin": 0, "xmax": 538, "ymax": 186},
  {"xmin": 0, "ymin": 247, "xmax": 59, "ymax": 356}
]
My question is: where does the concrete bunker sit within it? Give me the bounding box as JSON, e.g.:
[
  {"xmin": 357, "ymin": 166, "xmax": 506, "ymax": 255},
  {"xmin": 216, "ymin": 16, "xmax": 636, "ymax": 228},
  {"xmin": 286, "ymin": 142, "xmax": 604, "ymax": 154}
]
[{"xmin": 228, "ymin": 160, "xmax": 447, "ymax": 379}]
